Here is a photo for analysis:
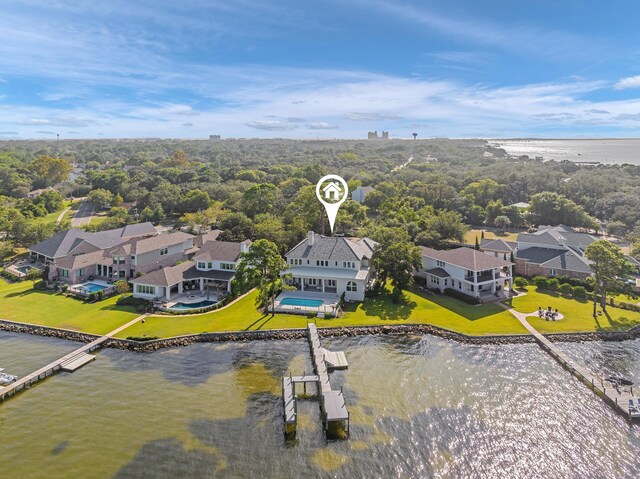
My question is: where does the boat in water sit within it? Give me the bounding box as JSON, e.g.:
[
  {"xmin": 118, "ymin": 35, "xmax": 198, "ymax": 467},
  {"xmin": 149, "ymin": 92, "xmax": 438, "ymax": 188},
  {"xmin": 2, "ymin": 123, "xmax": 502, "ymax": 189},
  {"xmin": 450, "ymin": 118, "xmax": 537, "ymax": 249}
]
[{"xmin": 0, "ymin": 368, "xmax": 18, "ymax": 385}]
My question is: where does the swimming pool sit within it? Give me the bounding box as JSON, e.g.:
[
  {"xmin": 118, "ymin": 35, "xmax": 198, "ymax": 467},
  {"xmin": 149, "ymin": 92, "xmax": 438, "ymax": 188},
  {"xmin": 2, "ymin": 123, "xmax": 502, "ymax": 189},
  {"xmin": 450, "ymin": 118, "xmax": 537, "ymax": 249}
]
[
  {"xmin": 279, "ymin": 297, "xmax": 324, "ymax": 308},
  {"xmin": 16, "ymin": 265, "xmax": 35, "ymax": 274},
  {"xmin": 77, "ymin": 282, "xmax": 108, "ymax": 293},
  {"xmin": 169, "ymin": 300, "xmax": 217, "ymax": 310}
]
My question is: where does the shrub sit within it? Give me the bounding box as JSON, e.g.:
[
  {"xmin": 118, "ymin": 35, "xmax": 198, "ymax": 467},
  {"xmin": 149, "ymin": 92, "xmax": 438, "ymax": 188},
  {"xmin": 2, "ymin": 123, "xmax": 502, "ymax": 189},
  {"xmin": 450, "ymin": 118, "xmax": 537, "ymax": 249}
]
[
  {"xmin": 571, "ymin": 286, "xmax": 587, "ymax": 300},
  {"xmin": 619, "ymin": 302, "xmax": 640, "ymax": 313},
  {"xmin": 96, "ymin": 289, "xmax": 105, "ymax": 301},
  {"xmin": 117, "ymin": 294, "xmax": 149, "ymax": 308},
  {"xmin": 61, "ymin": 284, "xmax": 68, "ymax": 292},
  {"xmin": 444, "ymin": 288, "xmax": 481, "ymax": 305},
  {"xmin": 88, "ymin": 292, "xmax": 96, "ymax": 302},
  {"xmin": 559, "ymin": 283, "xmax": 573, "ymax": 296},
  {"xmin": 555, "ymin": 275, "xmax": 593, "ymax": 291},
  {"xmin": 533, "ymin": 276, "xmax": 548, "ymax": 289},
  {"xmin": 546, "ymin": 278, "xmax": 560, "ymax": 292},
  {"xmin": 514, "ymin": 277, "xmax": 528, "ymax": 289}
]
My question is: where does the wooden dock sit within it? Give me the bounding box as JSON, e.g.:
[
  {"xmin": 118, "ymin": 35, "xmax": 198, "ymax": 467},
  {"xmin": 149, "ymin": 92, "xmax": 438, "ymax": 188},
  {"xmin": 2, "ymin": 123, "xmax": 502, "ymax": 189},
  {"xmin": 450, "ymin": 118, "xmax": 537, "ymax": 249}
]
[
  {"xmin": 281, "ymin": 323, "xmax": 350, "ymax": 438},
  {"xmin": 510, "ymin": 309, "xmax": 639, "ymax": 420},
  {"xmin": 0, "ymin": 314, "xmax": 146, "ymax": 402}
]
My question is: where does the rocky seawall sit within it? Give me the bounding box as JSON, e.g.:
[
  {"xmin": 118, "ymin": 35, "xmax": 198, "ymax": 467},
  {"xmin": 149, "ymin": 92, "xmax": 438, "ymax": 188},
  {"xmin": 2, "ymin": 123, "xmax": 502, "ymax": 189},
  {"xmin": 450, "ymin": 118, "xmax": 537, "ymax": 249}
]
[{"xmin": 1, "ymin": 318, "xmax": 639, "ymax": 352}]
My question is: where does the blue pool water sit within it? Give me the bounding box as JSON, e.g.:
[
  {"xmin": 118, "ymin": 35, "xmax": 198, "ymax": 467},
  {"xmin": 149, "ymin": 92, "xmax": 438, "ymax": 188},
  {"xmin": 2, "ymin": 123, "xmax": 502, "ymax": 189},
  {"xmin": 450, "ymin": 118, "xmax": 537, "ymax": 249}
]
[
  {"xmin": 78, "ymin": 282, "xmax": 108, "ymax": 293},
  {"xmin": 279, "ymin": 297, "xmax": 324, "ymax": 307},
  {"xmin": 16, "ymin": 265, "xmax": 34, "ymax": 274},
  {"xmin": 169, "ymin": 300, "xmax": 217, "ymax": 310}
]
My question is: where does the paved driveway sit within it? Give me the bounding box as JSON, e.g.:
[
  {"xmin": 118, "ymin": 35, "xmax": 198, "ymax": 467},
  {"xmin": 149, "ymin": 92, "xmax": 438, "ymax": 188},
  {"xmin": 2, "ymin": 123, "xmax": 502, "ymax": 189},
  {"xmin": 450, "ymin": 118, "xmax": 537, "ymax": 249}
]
[{"xmin": 71, "ymin": 200, "xmax": 94, "ymax": 227}]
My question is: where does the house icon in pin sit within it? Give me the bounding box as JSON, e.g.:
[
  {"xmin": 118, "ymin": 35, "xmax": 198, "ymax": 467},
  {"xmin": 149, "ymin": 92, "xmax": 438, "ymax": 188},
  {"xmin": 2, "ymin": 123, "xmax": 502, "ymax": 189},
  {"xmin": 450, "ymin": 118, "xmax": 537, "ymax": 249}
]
[{"xmin": 322, "ymin": 181, "xmax": 342, "ymax": 200}]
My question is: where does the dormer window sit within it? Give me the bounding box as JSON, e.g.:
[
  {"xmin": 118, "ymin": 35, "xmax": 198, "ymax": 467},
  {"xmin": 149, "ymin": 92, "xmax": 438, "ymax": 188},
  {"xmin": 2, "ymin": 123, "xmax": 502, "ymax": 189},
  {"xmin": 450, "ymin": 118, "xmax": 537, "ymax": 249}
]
[
  {"xmin": 221, "ymin": 262, "xmax": 234, "ymax": 271},
  {"xmin": 159, "ymin": 248, "xmax": 168, "ymax": 256}
]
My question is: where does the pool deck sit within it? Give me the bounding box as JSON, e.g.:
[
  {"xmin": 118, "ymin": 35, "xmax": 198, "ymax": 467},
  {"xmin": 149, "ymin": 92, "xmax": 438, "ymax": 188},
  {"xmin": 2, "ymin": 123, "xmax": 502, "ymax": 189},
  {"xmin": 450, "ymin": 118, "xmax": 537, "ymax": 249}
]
[{"xmin": 272, "ymin": 291, "xmax": 339, "ymax": 316}]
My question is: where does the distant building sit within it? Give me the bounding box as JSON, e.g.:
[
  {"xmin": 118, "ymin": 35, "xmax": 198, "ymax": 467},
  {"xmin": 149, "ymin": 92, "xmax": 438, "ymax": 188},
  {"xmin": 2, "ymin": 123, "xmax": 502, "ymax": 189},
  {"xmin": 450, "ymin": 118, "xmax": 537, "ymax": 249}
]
[
  {"xmin": 209, "ymin": 135, "xmax": 221, "ymax": 140},
  {"xmin": 26, "ymin": 187, "xmax": 54, "ymax": 198},
  {"xmin": 367, "ymin": 131, "xmax": 378, "ymax": 140},
  {"xmin": 381, "ymin": 131, "xmax": 389, "ymax": 139},
  {"xmin": 351, "ymin": 186, "xmax": 374, "ymax": 204}
]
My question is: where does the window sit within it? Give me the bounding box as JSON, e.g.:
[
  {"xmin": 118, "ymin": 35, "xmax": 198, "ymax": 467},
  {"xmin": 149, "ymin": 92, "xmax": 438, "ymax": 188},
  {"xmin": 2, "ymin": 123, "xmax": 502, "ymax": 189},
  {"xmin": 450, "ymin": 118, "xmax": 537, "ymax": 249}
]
[
  {"xmin": 207, "ymin": 261, "xmax": 213, "ymax": 269},
  {"xmin": 342, "ymin": 261, "xmax": 355, "ymax": 269},
  {"xmin": 136, "ymin": 284, "xmax": 155, "ymax": 295},
  {"xmin": 550, "ymin": 269, "xmax": 557, "ymax": 276},
  {"xmin": 197, "ymin": 262, "xmax": 206, "ymax": 269},
  {"xmin": 60, "ymin": 269, "xmax": 70, "ymax": 278},
  {"xmin": 316, "ymin": 260, "xmax": 328, "ymax": 267},
  {"xmin": 326, "ymin": 279, "xmax": 336, "ymax": 287},
  {"xmin": 436, "ymin": 260, "xmax": 446, "ymax": 268},
  {"xmin": 78, "ymin": 268, "xmax": 85, "ymax": 277},
  {"xmin": 159, "ymin": 248, "xmax": 168, "ymax": 256},
  {"xmin": 430, "ymin": 275, "xmax": 440, "ymax": 285},
  {"xmin": 444, "ymin": 279, "xmax": 448, "ymax": 286},
  {"xmin": 113, "ymin": 256, "xmax": 125, "ymax": 265},
  {"xmin": 346, "ymin": 281, "xmax": 357, "ymax": 292},
  {"xmin": 221, "ymin": 262, "xmax": 235, "ymax": 270}
]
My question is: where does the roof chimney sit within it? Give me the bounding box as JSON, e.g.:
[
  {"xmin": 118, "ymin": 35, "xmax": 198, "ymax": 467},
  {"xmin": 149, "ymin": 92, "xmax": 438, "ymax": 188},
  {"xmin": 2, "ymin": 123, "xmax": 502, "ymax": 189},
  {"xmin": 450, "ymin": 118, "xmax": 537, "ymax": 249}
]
[{"xmin": 307, "ymin": 231, "xmax": 315, "ymax": 246}]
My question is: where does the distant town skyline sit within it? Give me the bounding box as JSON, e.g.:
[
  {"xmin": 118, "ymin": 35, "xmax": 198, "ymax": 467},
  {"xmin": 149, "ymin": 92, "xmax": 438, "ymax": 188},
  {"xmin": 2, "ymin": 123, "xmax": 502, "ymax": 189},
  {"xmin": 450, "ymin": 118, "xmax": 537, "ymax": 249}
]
[{"xmin": 1, "ymin": 1, "xmax": 640, "ymax": 139}]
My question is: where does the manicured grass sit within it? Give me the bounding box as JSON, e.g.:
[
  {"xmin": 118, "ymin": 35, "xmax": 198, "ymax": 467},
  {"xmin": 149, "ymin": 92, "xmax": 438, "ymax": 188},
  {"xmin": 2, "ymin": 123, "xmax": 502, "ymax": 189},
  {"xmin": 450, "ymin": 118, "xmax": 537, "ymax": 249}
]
[
  {"xmin": 115, "ymin": 288, "xmax": 528, "ymax": 339},
  {"xmin": 464, "ymin": 228, "xmax": 521, "ymax": 244},
  {"xmin": 30, "ymin": 200, "xmax": 72, "ymax": 226},
  {"xmin": 508, "ymin": 287, "xmax": 640, "ymax": 333},
  {"xmin": 0, "ymin": 280, "xmax": 139, "ymax": 335},
  {"xmin": 114, "ymin": 290, "xmax": 307, "ymax": 339},
  {"xmin": 336, "ymin": 288, "xmax": 527, "ymax": 335}
]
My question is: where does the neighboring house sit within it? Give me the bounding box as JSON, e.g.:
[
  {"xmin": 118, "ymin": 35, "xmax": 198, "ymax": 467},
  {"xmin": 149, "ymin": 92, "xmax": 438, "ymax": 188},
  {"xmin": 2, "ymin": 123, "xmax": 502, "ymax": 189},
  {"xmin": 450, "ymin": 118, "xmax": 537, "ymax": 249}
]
[
  {"xmin": 131, "ymin": 240, "xmax": 250, "ymax": 301},
  {"xmin": 419, "ymin": 246, "xmax": 514, "ymax": 300},
  {"xmin": 283, "ymin": 232, "xmax": 378, "ymax": 302},
  {"xmin": 25, "ymin": 187, "xmax": 55, "ymax": 198},
  {"xmin": 351, "ymin": 186, "xmax": 374, "ymax": 204},
  {"xmin": 514, "ymin": 224, "xmax": 596, "ymax": 279},
  {"xmin": 28, "ymin": 223, "xmax": 196, "ymax": 284},
  {"xmin": 479, "ymin": 238, "xmax": 517, "ymax": 261},
  {"xmin": 510, "ymin": 202, "xmax": 530, "ymax": 209}
]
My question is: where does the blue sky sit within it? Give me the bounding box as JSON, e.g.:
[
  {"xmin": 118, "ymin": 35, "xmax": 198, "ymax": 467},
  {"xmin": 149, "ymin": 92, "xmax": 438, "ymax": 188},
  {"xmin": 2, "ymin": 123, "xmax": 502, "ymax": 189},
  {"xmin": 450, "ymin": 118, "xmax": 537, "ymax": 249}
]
[{"xmin": 1, "ymin": 0, "xmax": 640, "ymax": 139}]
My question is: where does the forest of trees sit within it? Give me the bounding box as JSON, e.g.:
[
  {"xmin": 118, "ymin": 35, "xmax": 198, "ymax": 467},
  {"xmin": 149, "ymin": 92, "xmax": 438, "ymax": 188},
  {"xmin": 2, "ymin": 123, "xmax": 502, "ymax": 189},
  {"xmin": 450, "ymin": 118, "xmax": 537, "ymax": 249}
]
[{"xmin": 0, "ymin": 138, "xmax": 639, "ymax": 257}]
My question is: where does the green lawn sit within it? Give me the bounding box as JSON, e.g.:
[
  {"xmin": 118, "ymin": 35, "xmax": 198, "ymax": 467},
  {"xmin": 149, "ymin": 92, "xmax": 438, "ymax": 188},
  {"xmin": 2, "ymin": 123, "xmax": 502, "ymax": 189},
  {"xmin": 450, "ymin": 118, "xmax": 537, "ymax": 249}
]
[
  {"xmin": 115, "ymin": 288, "xmax": 527, "ymax": 339},
  {"xmin": 508, "ymin": 287, "xmax": 640, "ymax": 333},
  {"xmin": 30, "ymin": 200, "xmax": 72, "ymax": 226},
  {"xmin": 0, "ymin": 280, "xmax": 139, "ymax": 335},
  {"xmin": 464, "ymin": 228, "xmax": 521, "ymax": 244}
]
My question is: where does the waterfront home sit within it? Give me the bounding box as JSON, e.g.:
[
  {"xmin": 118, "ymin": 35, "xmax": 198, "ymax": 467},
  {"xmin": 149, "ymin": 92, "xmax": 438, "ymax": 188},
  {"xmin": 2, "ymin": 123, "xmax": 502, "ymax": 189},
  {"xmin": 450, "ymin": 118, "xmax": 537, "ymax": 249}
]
[
  {"xmin": 419, "ymin": 246, "xmax": 513, "ymax": 300},
  {"xmin": 282, "ymin": 232, "xmax": 378, "ymax": 302},
  {"xmin": 130, "ymin": 240, "xmax": 250, "ymax": 302},
  {"xmin": 351, "ymin": 185, "xmax": 374, "ymax": 203},
  {"xmin": 28, "ymin": 223, "xmax": 196, "ymax": 284},
  {"xmin": 514, "ymin": 225, "xmax": 595, "ymax": 279}
]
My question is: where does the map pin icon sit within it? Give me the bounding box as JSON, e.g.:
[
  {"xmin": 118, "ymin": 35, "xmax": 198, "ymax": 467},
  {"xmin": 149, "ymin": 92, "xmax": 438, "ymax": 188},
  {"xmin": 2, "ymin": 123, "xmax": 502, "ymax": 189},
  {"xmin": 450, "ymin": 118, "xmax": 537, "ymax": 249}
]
[{"xmin": 316, "ymin": 174, "xmax": 349, "ymax": 234}]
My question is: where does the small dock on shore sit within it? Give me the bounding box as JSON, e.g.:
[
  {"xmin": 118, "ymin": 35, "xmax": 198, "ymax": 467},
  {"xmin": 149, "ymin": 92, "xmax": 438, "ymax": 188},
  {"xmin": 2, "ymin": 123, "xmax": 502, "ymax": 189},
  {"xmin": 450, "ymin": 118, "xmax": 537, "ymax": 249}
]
[
  {"xmin": 282, "ymin": 323, "xmax": 349, "ymax": 439},
  {"xmin": 0, "ymin": 315, "xmax": 146, "ymax": 403},
  {"xmin": 511, "ymin": 310, "xmax": 639, "ymax": 421}
]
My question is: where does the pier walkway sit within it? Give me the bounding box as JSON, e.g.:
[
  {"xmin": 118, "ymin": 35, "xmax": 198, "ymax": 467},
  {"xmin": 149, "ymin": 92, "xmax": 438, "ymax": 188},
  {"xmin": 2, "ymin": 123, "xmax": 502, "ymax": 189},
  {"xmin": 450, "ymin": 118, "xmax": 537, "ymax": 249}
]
[
  {"xmin": 508, "ymin": 309, "xmax": 638, "ymax": 420},
  {"xmin": 281, "ymin": 323, "xmax": 349, "ymax": 438},
  {"xmin": 0, "ymin": 314, "xmax": 147, "ymax": 402}
]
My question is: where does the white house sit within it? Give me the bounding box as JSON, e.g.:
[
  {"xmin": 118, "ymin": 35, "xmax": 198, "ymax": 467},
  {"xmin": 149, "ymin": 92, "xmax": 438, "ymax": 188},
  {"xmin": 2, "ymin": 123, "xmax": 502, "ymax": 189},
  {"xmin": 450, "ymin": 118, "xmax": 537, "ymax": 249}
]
[
  {"xmin": 131, "ymin": 240, "xmax": 250, "ymax": 301},
  {"xmin": 419, "ymin": 246, "xmax": 513, "ymax": 300},
  {"xmin": 283, "ymin": 232, "xmax": 378, "ymax": 302},
  {"xmin": 351, "ymin": 185, "xmax": 374, "ymax": 204}
]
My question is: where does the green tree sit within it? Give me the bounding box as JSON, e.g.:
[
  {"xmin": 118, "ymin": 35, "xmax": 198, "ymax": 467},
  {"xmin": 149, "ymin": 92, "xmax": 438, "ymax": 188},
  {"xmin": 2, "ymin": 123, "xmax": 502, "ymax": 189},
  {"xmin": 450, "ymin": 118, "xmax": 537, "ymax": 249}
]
[
  {"xmin": 584, "ymin": 240, "xmax": 634, "ymax": 315},
  {"xmin": 461, "ymin": 179, "xmax": 503, "ymax": 208},
  {"xmin": 30, "ymin": 155, "xmax": 73, "ymax": 187},
  {"xmin": 25, "ymin": 267, "xmax": 43, "ymax": 287},
  {"xmin": 114, "ymin": 280, "xmax": 130, "ymax": 296},
  {"xmin": 494, "ymin": 215, "xmax": 511, "ymax": 233},
  {"xmin": 88, "ymin": 188, "xmax": 115, "ymax": 209},
  {"xmin": 232, "ymin": 239, "xmax": 293, "ymax": 312},
  {"xmin": 241, "ymin": 183, "xmax": 280, "ymax": 218},
  {"xmin": 373, "ymin": 242, "xmax": 422, "ymax": 303},
  {"xmin": 529, "ymin": 191, "xmax": 596, "ymax": 228}
]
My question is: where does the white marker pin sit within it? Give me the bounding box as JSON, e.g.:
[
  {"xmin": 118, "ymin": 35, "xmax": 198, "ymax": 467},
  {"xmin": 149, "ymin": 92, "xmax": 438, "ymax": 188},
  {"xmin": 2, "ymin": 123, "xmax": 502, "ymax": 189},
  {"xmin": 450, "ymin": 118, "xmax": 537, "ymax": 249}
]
[{"xmin": 316, "ymin": 174, "xmax": 349, "ymax": 234}]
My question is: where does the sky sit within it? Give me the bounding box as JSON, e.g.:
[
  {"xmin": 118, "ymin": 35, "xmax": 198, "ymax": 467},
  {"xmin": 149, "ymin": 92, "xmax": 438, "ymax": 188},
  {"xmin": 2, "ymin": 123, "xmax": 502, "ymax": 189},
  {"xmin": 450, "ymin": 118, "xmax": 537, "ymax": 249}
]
[{"xmin": 1, "ymin": 0, "xmax": 640, "ymax": 139}]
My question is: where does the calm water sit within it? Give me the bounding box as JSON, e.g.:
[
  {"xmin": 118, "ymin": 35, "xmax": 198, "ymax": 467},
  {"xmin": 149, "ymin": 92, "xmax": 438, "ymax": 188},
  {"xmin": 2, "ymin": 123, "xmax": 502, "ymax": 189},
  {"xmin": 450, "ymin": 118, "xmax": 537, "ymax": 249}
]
[
  {"xmin": 490, "ymin": 139, "xmax": 640, "ymax": 165},
  {"xmin": 2, "ymin": 332, "xmax": 640, "ymax": 478}
]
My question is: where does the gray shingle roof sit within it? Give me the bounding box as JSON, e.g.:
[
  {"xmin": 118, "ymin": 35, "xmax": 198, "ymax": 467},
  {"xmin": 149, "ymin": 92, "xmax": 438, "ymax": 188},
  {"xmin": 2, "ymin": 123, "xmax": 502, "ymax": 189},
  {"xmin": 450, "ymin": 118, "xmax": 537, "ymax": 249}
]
[
  {"xmin": 516, "ymin": 247, "xmax": 566, "ymax": 265},
  {"xmin": 539, "ymin": 251, "xmax": 592, "ymax": 274},
  {"xmin": 129, "ymin": 231, "xmax": 194, "ymax": 255},
  {"xmin": 420, "ymin": 247, "xmax": 513, "ymax": 271},
  {"xmin": 29, "ymin": 222, "xmax": 157, "ymax": 259},
  {"xmin": 285, "ymin": 233, "xmax": 377, "ymax": 262},
  {"xmin": 193, "ymin": 240, "xmax": 250, "ymax": 262},
  {"xmin": 194, "ymin": 229, "xmax": 222, "ymax": 248},
  {"xmin": 425, "ymin": 267, "xmax": 450, "ymax": 278},
  {"xmin": 517, "ymin": 225, "xmax": 596, "ymax": 250},
  {"xmin": 480, "ymin": 238, "xmax": 517, "ymax": 253}
]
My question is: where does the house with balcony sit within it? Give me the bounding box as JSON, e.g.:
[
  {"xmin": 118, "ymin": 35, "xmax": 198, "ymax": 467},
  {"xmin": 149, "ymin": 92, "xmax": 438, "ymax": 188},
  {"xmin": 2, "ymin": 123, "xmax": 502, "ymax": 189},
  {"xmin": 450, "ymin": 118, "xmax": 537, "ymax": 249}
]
[
  {"xmin": 28, "ymin": 223, "xmax": 196, "ymax": 285},
  {"xmin": 419, "ymin": 246, "xmax": 513, "ymax": 300},
  {"xmin": 282, "ymin": 232, "xmax": 378, "ymax": 302},
  {"xmin": 130, "ymin": 240, "xmax": 250, "ymax": 302}
]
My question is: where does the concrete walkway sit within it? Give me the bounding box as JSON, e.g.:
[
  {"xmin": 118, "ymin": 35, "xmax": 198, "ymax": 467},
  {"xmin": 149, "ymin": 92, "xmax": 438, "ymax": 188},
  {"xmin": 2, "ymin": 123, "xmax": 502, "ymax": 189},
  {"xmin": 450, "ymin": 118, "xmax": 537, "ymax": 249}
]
[
  {"xmin": 0, "ymin": 314, "xmax": 147, "ymax": 402},
  {"xmin": 55, "ymin": 206, "xmax": 71, "ymax": 225},
  {"xmin": 506, "ymin": 307, "xmax": 637, "ymax": 420}
]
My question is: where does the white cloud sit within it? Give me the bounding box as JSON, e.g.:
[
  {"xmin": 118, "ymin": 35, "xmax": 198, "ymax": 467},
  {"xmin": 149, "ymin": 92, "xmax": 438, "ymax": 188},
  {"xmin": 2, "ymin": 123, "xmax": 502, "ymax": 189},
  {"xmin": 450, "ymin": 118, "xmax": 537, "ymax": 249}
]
[
  {"xmin": 245, "ymin": 120, "xmax": 298, "ymax": 131},
  {"xmin": 306, "ymin": 122, "xmax": 339, "ymax": 130},
  {"xmin": 614, "ymin": 75, "xmax": 640, "ymax": 90}
]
